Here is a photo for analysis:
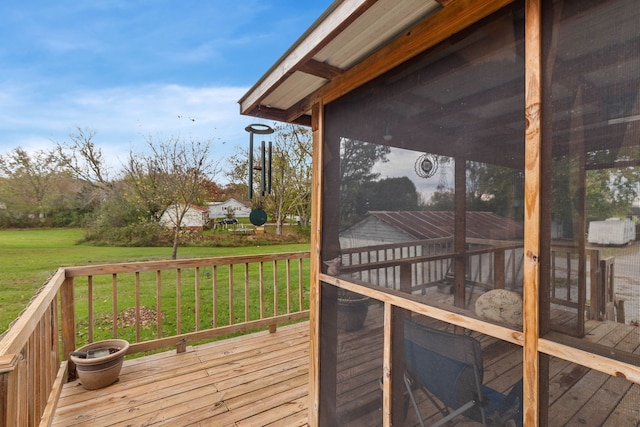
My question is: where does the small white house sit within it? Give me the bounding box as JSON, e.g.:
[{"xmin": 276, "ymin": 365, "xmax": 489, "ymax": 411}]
[
  {"xmin": 207, "ymin": 198, "xmax": 251, "ymax": 219},
  {"xmin": 588, "ymin": 218, "xmax": 635, "ymax": 245},
  {"xmin": 160, "ymin": 204, "xmax": 208, "ymax": 230}
]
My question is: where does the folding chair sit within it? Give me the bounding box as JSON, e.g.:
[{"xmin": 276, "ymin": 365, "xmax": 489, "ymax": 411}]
[{"xmin": 404, "ymin": 319, "xmax": 522, "ymax": 427}]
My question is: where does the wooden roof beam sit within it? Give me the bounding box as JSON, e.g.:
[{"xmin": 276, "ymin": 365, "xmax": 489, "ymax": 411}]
[{"xmin": 298, "ymin": 59, "xmax": 344, "ymax": 80}]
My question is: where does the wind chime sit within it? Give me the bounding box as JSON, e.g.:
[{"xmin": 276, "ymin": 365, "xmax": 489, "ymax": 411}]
[{"xmin": 244, "ymin": 123, "xmax": 274, "ymax": 226}]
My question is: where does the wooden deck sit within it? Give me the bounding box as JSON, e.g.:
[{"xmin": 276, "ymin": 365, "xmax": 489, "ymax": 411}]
[
  {"xmin": 52, "ymin": 323, "xmax": 310, "ymax": 427},
  {"xmin": 52, "ymin": 312, "xmax": 640, "ymax": 426}
]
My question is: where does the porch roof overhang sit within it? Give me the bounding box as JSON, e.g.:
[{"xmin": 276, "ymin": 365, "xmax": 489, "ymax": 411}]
[
  {"xmin": 240, "ymin": 0, "xmax": 640, "ymax": 171},
  {"xmin": 238, "ymin": 0, "xmax": 446, "ymax": 126}
]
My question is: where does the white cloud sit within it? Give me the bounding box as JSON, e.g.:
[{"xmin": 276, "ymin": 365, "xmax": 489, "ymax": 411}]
[{"xmin": 0, "ymin": 84, "xmax": 264, "ymax": 181}]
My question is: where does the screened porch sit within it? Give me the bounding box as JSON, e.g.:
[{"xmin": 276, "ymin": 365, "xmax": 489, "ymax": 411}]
[{"xmin": 240, "ymin": 0, "xmax": 640, "ymax": 425}]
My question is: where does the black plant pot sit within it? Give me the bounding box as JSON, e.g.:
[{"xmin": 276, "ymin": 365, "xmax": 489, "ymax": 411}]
[{"xmin": 337, "ymin": 297, "xmax": 369, "ymax": 331}]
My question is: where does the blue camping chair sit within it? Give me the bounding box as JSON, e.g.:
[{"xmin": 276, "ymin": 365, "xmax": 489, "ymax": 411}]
[{"xmin": 404, "ymin": 319, "xmax": 522, "ymax": 427}]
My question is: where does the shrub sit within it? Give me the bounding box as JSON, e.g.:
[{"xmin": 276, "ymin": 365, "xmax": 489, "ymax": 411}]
[{"xmin": 82, "ymin": 220, "xmax": 172, "ymax": 247}]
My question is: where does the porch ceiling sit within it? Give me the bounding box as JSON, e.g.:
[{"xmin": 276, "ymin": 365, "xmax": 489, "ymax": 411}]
[{"xmin": 238, "ymin": 0, "xmax": 443, "ymax": 125}]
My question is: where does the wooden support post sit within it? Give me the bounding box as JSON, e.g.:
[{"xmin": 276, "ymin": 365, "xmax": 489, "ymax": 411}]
[
  {"xmin": 524, "ymin": 0, "xmax": 542, "ymax": 425},
  {"xmin": 382, "ymin": 303, "xmax": 393, "ymax": 427},
  {"xmin": 454, "ymin": 157, "xmax": 466, "ymax": 309},
  {"xmin": 308, "ymin": 102, "xmax": 324, "ymax": 427}
]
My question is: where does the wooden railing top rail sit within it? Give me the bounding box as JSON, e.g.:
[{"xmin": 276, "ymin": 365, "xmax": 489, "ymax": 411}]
[
  {"xmin": 551, "ymin": 241, "xmax": 601, "ymax": 253},
  {"xmin": 466, "ymin": 237, "xmax": 523, "ymax": 247},
  {"xmin": 340, "ymin": 242, "xmax": 523, "ymax": 272},
  {"xmin": 341, "ymin": 237, "xmax": 526, "ymax": 256},
  {"xmin": 63, "ymin": 251, "xmax": 311, "ymax": 277},
  {"xmin": 340, "ymin": 238, "xmax": 453, "ymax": 255}
]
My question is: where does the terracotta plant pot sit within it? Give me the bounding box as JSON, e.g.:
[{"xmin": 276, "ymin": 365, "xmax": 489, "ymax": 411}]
[{"xmin": 70, "ymin": 339, "xmax": 129, "ymax": 390}]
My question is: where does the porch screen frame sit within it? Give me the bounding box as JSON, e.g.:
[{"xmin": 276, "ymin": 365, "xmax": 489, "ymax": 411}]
[{"xmin": 307, "ymin": 1, "xmax": 640, "ymax": 426}]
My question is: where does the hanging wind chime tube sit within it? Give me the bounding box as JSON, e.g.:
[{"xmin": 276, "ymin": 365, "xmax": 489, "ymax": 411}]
[
  {"xmin": 268, "ymin": 140, "xmax": 272, "ymax": 194},
  {"xmin": 248, "ymin": 131, "xmax": 254, "ymax": 199},
  {"xmin": 245, "ymin": 123, "xmax": 275, "ymax": 199},
  {"xmin": 261, "ymin": 140, "xmax": 267, "ymax": 196}
]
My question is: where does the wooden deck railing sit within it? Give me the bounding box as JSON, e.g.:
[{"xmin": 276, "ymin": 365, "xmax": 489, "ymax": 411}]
[
  {"xmin": 341, "ymin": 239, "xmax": 616, "ymax": 338},
  {"xmin": 340, "ymin": 238, "xmax": 524, "ymax": 297},
  {"xmin": 0, "ymin": 251, "xmax": 310, "ymax": 427}
]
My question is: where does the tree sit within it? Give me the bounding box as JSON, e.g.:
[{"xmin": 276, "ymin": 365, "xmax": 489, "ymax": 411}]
[
  {"xmin": 56, "ymin": 127, "xmax": 113, "ymax": 188},
  {"xmin": 355, "ymin": 177, "xmax": 420, "ymax": 216},
  {"xmin": 227, "ymin": 123, "xmax": 313, "ymax": 234},
  {"xmin": 123, "ymin": 136, "xmax": 221, "ymax": 259},
  {"xmin": 586, "ymin": 167, "xmax": 640, "ymax": 222},
  {"xmin": 425, "ymin": 160, "xmax": 524, "ymax": 220},
  {"xmin": 0, "ymin": 147, "xmax": 64, "ymax": 222},
  {"xmin": 269, "ymin": 124, "xmax": 313, "ymax": 233},
  {"xmin": 427, "ymin": 186, "xmax": 455, "ymax": 210},
  {"xmin": 55, "ymin": 127, "xmax": 115, "ymax": 209},
  {"xmin": 339, "ymin": 138, "xmax": 391, "ymax": 228}
]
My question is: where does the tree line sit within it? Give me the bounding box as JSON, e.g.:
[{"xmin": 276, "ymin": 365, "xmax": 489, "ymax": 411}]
[
  {"xmin": 0, "ymin": 125, "xmax": 314, "ymax": 258},
  {"xmin": 3, "ymin": 124, "xmax": 636, "ymax": 255}
]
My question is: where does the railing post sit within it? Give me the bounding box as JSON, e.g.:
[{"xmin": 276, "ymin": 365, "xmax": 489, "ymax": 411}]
[
  {"xmin": 0, "ymin": 354, "xmax": 23, "ymax": 427},
  {"xmin": 589, "ymin": 250, "xmax": 601, "ymax": 320},
  {"xmin": 399, "ymin": 262, "xmax": 412, "ymax": 294},
  {"xmin": 60, "ymin": 276, "xmax": 76, "ymax": 374}
]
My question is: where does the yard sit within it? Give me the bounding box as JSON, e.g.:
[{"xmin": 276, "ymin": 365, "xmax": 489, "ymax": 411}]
[{"xmin": 0, "ymin": 228, "xmax": 309, "ymax": 333}]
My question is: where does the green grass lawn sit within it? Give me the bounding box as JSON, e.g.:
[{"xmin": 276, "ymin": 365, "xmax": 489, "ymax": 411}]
[{"xmin": 0, "ymin": 228, "xmax": 310, "ymax": 333}]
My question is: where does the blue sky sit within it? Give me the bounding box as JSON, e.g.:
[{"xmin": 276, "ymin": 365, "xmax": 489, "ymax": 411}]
[{"xmin": 0, "ymin": 1, "xmax": 332, "ymax": 180}]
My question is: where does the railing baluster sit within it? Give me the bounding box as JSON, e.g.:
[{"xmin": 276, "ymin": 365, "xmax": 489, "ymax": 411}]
[
  {"xmin": 286, "ymin": 259, "xmax": 292, "ymax": 313},
  {"xmin": 176, "ymin": 268, "xmax": 182, "ymax": 335},
  {"xmin": 273, "ymin": 260, "xmax": 278, "ymax": 316},
  {"xmin": 229, "ymin": 264, "xmax": 234, "ymax": 325},
  {"xmin": 156, "ymin": 270, "xmax": 162, "ymax": 339},
  {"xmin": 212, "ymin": 265, "xmax": 218, "ymax": 328},
  {"xmin": 195, "ymin": 267, "xmax": 200, "ymax": 332},
  {"xmin": 244, "ymin": 263, "xmax": 250, "ymax": 322},
  {"xmin": 298, "ymin": 258, "xmax": 304, "ymax": 311},
  {"xmin": 135, "ymin": 272, "xmax": 141, "ymax": 342},
  {"xmin": 259, "ymin": 261, "xmax": 265, "ymax": 318},
  {"xmin": 87, "ymin": 276, "xmax": 94, "ymax": 343},
  {"xmin": 112, "ymin": 274, "xmax": 118, "ymax": 338}
]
